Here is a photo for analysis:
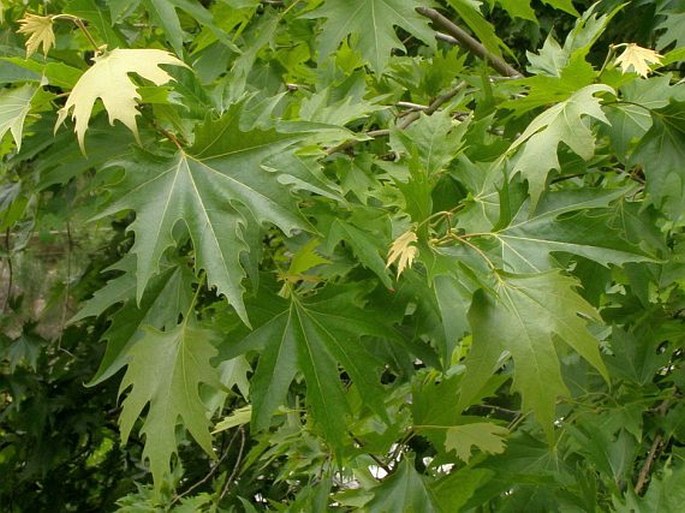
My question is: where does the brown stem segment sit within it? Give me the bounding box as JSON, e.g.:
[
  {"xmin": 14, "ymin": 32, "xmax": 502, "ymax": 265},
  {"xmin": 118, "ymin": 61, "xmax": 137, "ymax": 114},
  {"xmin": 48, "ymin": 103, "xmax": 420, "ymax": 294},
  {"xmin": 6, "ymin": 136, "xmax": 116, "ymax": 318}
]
[{"xmin": 416, "ymin": 6, "xmax": 523, "ymax": 78}]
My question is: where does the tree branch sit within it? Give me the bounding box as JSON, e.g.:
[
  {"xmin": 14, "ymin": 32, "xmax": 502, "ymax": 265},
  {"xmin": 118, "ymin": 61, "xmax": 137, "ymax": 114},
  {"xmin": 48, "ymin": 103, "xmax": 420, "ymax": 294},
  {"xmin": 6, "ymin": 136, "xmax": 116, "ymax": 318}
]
[{"xmin": 416, "ymin": 7, "xmax": 523, "ymax": 78}]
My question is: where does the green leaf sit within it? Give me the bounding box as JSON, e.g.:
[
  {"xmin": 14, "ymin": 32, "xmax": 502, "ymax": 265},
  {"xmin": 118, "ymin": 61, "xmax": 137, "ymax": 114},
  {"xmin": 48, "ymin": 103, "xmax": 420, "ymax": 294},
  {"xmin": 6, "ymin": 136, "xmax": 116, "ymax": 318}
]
[
  {"xmin": 460, "ymin": 271, "xmax": 608, "ymax": 439},
  {"xmin": 604, "ymin": 75, "xmax": 682, "ymax": 161},
  {"xmin": 631, "ymin": 100, "xmax": 685, "ymax": 224},
  {"xmin": 492, "ymin": 0, "xmax": 536, "ymax": 21},
  {"xmin": 494, "ymin": 190, "xmax": 656, "ymax": 272},
  {"xmin": 73, "ymin": 257, "xmax": 194, "ymax": 385},
  {"xmin": 212, "ymin": 405, "xmax": 252, "ymax": 434},
  {"xmin": 445, "ymin": 422, "xmax": 509, "ymax": 463},
  {"xmin": 118, "ymin": 322, "xmax": 221, "ymax": 491},
  {"xmin": 0, "ymin": 84, "xmax": 36, "ymax": 150},
  {"xmin": 390, "ymin": 110, "xmax": 470, "ymax": 177},
  {"xmin": 309, "ymin": 0, "xmax": 435, "ymax": 73},
  {"xmin": 230, "ymin": 288, "xmax": 391, "ymax": 442},
  {"xmin": 447, "ymin": 0, "xmax": 508, "ymax": 58},
  {"xmin": 97, "ymin": 112, "xmax": 308, "ymax": 324},
  {"xmin": 364, "ymin": 457, "xmax": 441, "ymax": 513},
  {"xmin": 508, "ymin": 84, "xmax": 614, "ymax": 206}
]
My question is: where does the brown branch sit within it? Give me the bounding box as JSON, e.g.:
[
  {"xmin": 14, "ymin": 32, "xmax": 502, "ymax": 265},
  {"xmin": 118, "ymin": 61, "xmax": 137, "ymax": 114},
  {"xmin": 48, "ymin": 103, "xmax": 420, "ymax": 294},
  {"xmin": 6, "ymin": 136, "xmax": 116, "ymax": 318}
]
[
  {"xmin": 416, "ymin": 6, "xmax": 523, "ymax": 78},
  {"xmin": 397, "ymin": 81, "xmax": 466, "ymax": 129},
  {"xmin": 634, "ymin": 400, "xmax": 671, "ymax": 495}
]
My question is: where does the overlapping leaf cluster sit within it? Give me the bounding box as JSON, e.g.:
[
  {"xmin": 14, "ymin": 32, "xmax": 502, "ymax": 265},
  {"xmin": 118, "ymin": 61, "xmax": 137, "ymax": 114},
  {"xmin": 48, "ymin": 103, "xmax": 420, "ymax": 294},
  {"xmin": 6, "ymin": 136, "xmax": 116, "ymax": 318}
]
[{"xmin": 2, "ymin": 0, "xmax": 685, "ymax": 511}]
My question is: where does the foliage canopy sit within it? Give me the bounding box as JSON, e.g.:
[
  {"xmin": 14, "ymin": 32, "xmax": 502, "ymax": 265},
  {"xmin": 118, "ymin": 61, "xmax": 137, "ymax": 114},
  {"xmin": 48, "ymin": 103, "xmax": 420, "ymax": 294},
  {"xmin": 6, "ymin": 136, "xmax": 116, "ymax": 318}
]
[{"xmin": 1, "ymin": 0, "xmax": 685, "ymax": 511}]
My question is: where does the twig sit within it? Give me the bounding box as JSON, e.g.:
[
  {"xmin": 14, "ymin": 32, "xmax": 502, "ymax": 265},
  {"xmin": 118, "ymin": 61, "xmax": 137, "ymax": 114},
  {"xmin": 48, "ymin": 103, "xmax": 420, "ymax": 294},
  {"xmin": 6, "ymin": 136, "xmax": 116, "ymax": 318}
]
[
  {"xmin": 416, "ymin": 7, "xmax": 523, "ymax": 78},
  {"xmin": 350, "ymin": 434, "xmax": 393, "ymax": 476},
  {"xmin": 634, "ymin": 400, "xmax": 670, "ymax": 495},
  {"xmin": 2, "ymin": 228, "xmax": 12, "ymax": 314},
  {"xmin": 634, "ymin": 434, "xmax": 662, "ymax": 495},
  {"xmin": 170, "ymin": 429, "xmax": 239, "ymax": 506},
  {"xmin": 219, "ymin": 426, "xmax": 247, "ymax": 500},
  {"xmin": 398, "ymin": 81, "xmax": 467, "ymax": 129}
]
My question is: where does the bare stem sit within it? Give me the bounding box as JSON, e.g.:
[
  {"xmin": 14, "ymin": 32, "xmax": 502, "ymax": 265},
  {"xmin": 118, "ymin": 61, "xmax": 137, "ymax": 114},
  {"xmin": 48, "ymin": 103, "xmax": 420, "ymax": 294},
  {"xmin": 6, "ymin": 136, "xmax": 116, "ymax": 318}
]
[
  {"xmin": 52, "ymin": 14, "xmax": 102, "ymax": 54},
  {"xmin": 416, "ymin": 7, "xmax": 523, "ymax": 78}
]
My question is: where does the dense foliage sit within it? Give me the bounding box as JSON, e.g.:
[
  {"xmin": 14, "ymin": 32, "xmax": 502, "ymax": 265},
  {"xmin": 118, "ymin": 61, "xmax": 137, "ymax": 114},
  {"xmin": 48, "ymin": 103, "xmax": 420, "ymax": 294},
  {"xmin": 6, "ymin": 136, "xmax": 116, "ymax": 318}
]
[{"xmin": 1, "ymin": 0, "xmax": 685, "ymax": 510}]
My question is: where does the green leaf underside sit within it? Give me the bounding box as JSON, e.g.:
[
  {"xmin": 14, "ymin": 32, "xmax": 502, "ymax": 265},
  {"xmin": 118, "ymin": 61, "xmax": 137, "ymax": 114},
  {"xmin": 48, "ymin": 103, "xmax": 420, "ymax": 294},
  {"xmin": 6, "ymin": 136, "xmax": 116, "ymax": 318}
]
[
  {"xmin": 0, "ymin": 84, "xmax": 36, "ymax": 149},
  {"xmin": 118, "ymin": 323, "xmax": 220, "ymax": 488},
  {"xmin": 461, "ymin": 271, "xmax": 608, "ymax": 439}
]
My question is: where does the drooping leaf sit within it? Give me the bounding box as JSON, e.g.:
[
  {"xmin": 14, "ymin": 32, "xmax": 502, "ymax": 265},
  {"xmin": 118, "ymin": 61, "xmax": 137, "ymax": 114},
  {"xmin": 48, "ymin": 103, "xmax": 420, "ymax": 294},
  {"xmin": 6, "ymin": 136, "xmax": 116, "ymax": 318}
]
[
  {"xmin": 508, "ymin": 84, "xmax": 614, "ymax": 206},
  {"xmin": 96, "ymin": 113, "xmax": 308, "ymax": 324},
  {"xmin": 445, "ymin": 422, "xmax": 509, "ymax": 463},
  {"xmin": 615, "ymin": 44, "xmax": 663, "ymax": 78},
  {"xmin": 16, "ymin": 13, "xmax": 55, "ymax": 57},
  {"xmin": 55, "ymin": 48, "xmax": 187, "ymax": 152},
  {"xmin": 72, "ymin": 256, "xmax": 194, "ymax": 385},
  {"xmin": 386, "ymin": 229, "xmax": 418, "ymax": 278},
  {"xmin": 309, "ymin": 0, "xmax": 435, "ymax": 73},
  {"xmin": 364, "ymin": 457, "xmax": 441, "ymax": 513},
  {"xmin": 118, "ymin": 322, "xmax": 221, "ymax": 491},
  {"xmin": 460, "ymin": 271, "xmax": 609, "ymax": 439},
  {"xmin": 0, "ymin": 84, "xmax": 35, "ymax": 150},
  {"xmin": 631, "ymin": 100, "xmax": 685, "ymax": 223}
]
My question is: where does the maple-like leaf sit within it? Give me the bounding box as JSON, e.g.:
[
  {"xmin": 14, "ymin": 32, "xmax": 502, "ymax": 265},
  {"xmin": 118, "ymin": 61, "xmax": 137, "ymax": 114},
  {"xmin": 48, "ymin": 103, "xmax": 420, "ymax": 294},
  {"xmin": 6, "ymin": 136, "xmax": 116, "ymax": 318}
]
[
  {"xmin": 386, "ymin": 229, "xmax": 418, "ymax": 278},
  {"xmin": 630, "ymin": 101, "xmax": 685, "ymax": 223},
  {"xmin": 226, "ymin": 288, "xmax": 392, "ymax": 442},
  {"xmin": 17, "ymin": 13, "xmax": 55, "ymax": 58},
  {"xmin": 508, "ymin": 84, "xmax": 614, "ymax": 207},
  {"xmin": 0, "ymin": 84, "xmax": 36, "ymax": 150},
  {"xmin": 118, "ymin": 322, "xmax": 220, "ymax": 491},
  {"xmin": 308, "ymin": 0, "xmax": 435, "ymax": 73},
  {"xmin": 494, "ymin": 189, "xmax": 656, "ymax": 272},
  {"xmin": 460, "ymin": 271, "xmax": 609, "ymax": 440},
  {"xmin": 615, "ymin": 43, "xmax": 663, "ymax": 78},
  {"xmin": 55, "ymin": 48, "xmax": 187, "ymax": 152},
  {"xmin": 445, "ymin": 422, "xmax": 509, "ymax": 463},
  {"xmin": 71, "ymin": 256, "xmax": 194, "ymax": 385},
  {"xmin": 96, "ymin": 112, "xmax": 307, "ymax": 324},
  {"xmin": 365, "ymin": 458, "xmax": 442, "ymax": 513}
]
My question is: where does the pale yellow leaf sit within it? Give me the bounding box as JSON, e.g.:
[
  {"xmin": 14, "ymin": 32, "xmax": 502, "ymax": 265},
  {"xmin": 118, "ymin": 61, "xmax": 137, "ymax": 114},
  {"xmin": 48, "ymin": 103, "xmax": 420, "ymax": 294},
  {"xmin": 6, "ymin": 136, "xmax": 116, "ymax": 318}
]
[
  {"xmin": 17, "ymin": 13, "xmax": 55, "ymax": 58},
  {"xmin": 386, "ymin": 229, "xmax": 418, "ymax": 278},
  {"xmin": 55, "ymin": 48, "xmax": 187, "ymax": 152},
  {"xmin": 615, "ymin": 43, "xmax": 663, "ymax": 78}
]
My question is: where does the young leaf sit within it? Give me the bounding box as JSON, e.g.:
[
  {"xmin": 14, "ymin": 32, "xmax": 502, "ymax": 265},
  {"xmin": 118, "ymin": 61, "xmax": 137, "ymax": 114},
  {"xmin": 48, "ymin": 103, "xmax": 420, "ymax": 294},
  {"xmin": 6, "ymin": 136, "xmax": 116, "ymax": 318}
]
[
  {"xmin": 55, "ymin": 48, "xmax": 187, "ymax": 152},
  {"xmin": 508, "ymin": 84, "xmax": 613, "ymax": 207},
  {"xmin": 308, "ymin": 0, "xmax": 434, "ymax": 73},
  {"xmin": 0, "ymin": 84, "xmax": 36, "ymax": 150},
  {"xmin": 615, "ymin": 44, "xmax": 663, "ymax": 78},
  {"xmin": 386, "ymin": 229, "xmax": 418, "ymax": 278},
  {"xmin": 460, "ymin": 271, "xmax": 609, "ymax": 440},
  {"xmin": 118, "ymin": 322, "xmax": 221, "ymax": 492},
  {"xmin": 17, "ymin": 13, "xmax": 55, "ymax": 57}
]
